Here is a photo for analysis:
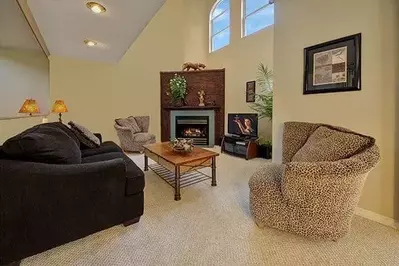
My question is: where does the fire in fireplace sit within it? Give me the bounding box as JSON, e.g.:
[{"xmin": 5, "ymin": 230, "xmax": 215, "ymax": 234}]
[
  {"xmin": 175, "ymin": 116, "xmax": 209, "ymax": 146},
  {"xmin": 183, "ymin": 128, "xmax": 206, "ymax": 137}
]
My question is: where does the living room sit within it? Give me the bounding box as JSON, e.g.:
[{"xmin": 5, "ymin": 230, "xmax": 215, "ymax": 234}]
[{"xmin": 1, "ymin": 0, "xmax": 399, "ymax": 265}]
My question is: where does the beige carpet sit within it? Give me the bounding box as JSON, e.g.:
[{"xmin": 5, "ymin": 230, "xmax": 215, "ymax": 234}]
[{"xmin": 23, "ymin": 148, "xmax": 399, "ymax": 266}]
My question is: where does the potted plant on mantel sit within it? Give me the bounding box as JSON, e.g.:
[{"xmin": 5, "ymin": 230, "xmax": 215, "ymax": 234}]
[
  {"xmin": 168, "ymin": 73, "xmax": 187, "ymax": 107},
  {"xmin": 250, "ymin": 63, "xmax": 273, "ymax": 159}
]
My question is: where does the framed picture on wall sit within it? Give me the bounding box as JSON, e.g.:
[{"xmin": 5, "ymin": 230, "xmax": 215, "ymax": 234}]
[
  {"xmin": 246, "ymin": 81, "xmax": 256, "ymax": 102},
  {"xmin": 303, "ymin": 33, "xmax": 361, "ymax": 95}
]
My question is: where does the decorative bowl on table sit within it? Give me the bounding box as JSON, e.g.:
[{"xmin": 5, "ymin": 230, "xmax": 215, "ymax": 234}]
[{"xmin": 170, "ymin": 138, "xmax": 194, "ymax": 153}]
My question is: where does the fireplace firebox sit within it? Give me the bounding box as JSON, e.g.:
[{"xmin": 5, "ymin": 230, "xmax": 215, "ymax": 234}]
[{"xmin": 175, "ymin": 116, "xmax": 209, "ymax": 146}]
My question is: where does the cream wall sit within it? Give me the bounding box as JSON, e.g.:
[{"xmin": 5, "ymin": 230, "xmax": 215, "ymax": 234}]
[
  {"xmin": 182, "ymin": 0, "xmax": 209, "ymax": 63},
  {"xmin": 0, "ymin": 48, "xmax": 49, "ymax": 119},
  {"xmin": 0, "ymin": 117, "xmax": 43, "ymax": 143},
  {"xmin": 50, "ymin": 0, "xmax": 186, "ymax": 143},
  {"xmin": 273, "ymin": 0, "xmax": 399, "ymax": 219},
  {"xmin": 206, "ymin": 0, "xmax": 274, "ymax": 140},
  {"xmin": 1, "ymin": 0, "xmax": 274, "ymax": 143},
  {"xmin": 0, "ymin": 48, "xmax": 49, "ymax": 143}
]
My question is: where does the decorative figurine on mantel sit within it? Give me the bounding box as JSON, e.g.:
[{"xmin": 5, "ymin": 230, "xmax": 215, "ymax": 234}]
[
  {"xmin": 198, "ymin": 89, "xmax": 205, "ymax": 106},
  {"xmin": 182, "ymin": 62, "xmax": 206, "ymax": 71}
]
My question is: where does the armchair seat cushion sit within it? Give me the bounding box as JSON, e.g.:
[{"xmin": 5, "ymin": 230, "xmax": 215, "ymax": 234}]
[
  {"xmin": 82, "ymin": 152, "xmax": 145, "ymax": 195},
  {"xmin": 292, "ymin": 126, "xmax": 371, "ymax": 162},
  {"xmin": 134, "ymin": 133, "xmax": 156, "ymax": 143},
  {"xmin": 81, "ymin": 141, "xmax": 122, "ymax": 157}
]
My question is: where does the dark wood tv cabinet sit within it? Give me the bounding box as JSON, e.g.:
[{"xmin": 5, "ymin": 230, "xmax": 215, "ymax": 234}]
[{"xmin": 221, "ymin": 134, "xmax": 258, "ymax": 160}]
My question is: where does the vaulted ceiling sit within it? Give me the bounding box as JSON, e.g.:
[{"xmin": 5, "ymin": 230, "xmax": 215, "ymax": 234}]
[{"xmin": 26, "ymin": 0, "xmax": 165, "ymax": 62}]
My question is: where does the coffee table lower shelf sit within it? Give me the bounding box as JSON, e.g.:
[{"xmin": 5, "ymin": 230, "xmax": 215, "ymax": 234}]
[{"xmin": 148, "ymin": 164, "xmax": 212, "ymax": 189}]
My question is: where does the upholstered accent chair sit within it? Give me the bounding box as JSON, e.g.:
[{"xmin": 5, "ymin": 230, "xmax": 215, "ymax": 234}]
[
  {"xmin": 114, "ymin": 116, "xmax": 156, "ymax": 152},
  {"xmin": 249, "ymin": 122, "xmax": 380, "ymax": 240}
]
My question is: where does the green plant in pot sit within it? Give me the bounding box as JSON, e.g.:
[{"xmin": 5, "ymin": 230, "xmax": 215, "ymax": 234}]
[
  {"xmin": 256, "ymin": 137, "xmax": 272, "ymax": 159},
  {"xmin": 250, "ymin": 63, "xmax": 273, "ymax": 159},
  {"xmin": 168, "ymin": 74, "xmax": 187, "ymax": 106}
]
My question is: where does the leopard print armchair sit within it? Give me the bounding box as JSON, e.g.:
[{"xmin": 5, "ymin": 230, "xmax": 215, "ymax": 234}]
[
  {"xmin": 249, "ymin": 122, "xmax": 380, "ymax": 240},
  {"xmin": 114, "ymin": 116, "xmax": 156, "ymax": 152}
]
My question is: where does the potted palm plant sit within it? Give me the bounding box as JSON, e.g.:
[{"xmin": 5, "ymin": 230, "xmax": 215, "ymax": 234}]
[
  {"xmin": 256, "ymin": 137, "xmax": 272, "ymax": 159},
  {"xmin": 250, "ymin": 63, "xmax": 273, "ymax": 159}
]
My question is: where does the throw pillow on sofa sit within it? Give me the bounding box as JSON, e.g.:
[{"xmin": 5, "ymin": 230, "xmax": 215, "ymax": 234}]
[
  {"xmin": 68, "ymin": 121, "xmax": 100, "ymax": 148},
  {"xmin": 2, "ymin": 123, "xmax": 82, "ymax": 164},
  {"xmin": 115, "ymin": 117, "xmax": 141, "ymax": 134},
  {"xmin": 291, "ymin": 126, "xmax": 371, "ymax": 162}
]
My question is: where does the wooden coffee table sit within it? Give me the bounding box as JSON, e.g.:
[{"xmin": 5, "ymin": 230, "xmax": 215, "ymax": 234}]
[{"xmin": 143, "ymin": 142, "xmax": 219, "ymax": 201}]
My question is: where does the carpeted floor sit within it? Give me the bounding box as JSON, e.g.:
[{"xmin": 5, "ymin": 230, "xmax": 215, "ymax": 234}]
[{"xmin": 23, "ymin": 148, "xmax": 399, "ymax": 266}]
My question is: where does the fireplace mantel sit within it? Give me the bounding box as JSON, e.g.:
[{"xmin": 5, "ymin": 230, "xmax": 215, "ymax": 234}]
[{"xmin": 163, "ymin": 106, "xmax": 221, "ymax": 110}]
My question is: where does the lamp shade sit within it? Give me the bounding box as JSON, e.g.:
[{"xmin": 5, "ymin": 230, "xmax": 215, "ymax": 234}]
[
  {"xmin": 52, "ymin": 100, "xmax": 68, "ymax": 113},
  {"xmin": 19, "ymin": 99, "xmax": 40, "ymax": 115}
]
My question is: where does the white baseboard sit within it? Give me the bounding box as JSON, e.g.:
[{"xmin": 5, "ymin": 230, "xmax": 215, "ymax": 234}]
[{"xmin": 355, "ymin": 207, "xmax": 399, "ymax": 230}]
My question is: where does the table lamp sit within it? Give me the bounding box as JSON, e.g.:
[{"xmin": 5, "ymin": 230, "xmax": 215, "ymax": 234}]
[
  {"xmin": 52, "ymin": 100, "xmax": 68, "ymax": 122},
  {"xmin": 19, "ymin": 99, "xmax": 40, "ymax": 116}
]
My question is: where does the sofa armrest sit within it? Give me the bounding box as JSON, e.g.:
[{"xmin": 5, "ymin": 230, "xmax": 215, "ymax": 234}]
[
  {"xmin": 94, "ymin": 133, "xmax": 102, "ymax": 143},
  {"xmin": 0, "ymin": 158, "xmax": 126, "ymax": 207},
  {"xmin": 0, "ymin": 159, "xmax": 127, "ymax": 263}
]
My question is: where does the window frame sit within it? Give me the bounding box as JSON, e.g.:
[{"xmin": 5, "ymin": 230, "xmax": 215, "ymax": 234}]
[
  {"xmin": 209, "ymin": 0, "xmax": 231, "ymax": 53},
  {"xmin": 241, "ymin": 0, "xmax": 274, "ymax": 38}
]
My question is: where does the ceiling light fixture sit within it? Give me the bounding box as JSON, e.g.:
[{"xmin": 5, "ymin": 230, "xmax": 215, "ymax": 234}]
[
  {"xmin": 84, "ymin": 39, "xmax": 97, "ymax": 47},
  {"xmin": 86, "ymin": 2, "xmax": 106, "ymax": 14}
]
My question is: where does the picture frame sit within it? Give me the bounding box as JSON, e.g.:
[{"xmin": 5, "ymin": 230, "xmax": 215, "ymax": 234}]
[
  {"xmin": 246, "ymin": 81, "xmax": 256, "ymax": 102},
  {"xmin": 303, "ymin": 33, "xmax": 361, "ymax": 95}
]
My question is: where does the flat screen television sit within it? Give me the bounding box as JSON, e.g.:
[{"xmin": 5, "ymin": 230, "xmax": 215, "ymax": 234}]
[{"xmin": 228, "ymin": 113, "xmax": 258, "ymax": 138}]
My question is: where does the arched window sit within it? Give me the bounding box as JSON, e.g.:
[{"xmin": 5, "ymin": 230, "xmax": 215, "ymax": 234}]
[
  {"xmin": 242, "ymin": 0, "xmax": 274, "ymax": 37},
  {"xmin": 210, "ymin": 0, "xmax": 230, "ymax": 52}
]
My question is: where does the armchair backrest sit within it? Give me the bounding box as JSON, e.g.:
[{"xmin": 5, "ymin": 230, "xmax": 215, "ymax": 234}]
[
  {"xmin": 282, "ymin": 121, "xmax": 377, "ymax": 163},
  {"xmin": 134, "ymin": 116, "xmax": 150, "ymax": 133},
  {"xmin": 282, "ymin": 122, "xmax": 320, "ymax": 163}
]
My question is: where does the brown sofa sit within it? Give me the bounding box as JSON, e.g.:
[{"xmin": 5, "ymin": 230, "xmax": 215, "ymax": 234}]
[{"xmin": 249, "ymin": 122, "xmax": 380, "ymax": 240}]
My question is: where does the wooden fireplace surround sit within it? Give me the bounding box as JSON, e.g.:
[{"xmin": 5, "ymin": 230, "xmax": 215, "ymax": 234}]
[{"xmin": 160, "ymin": 69, "xmax": 225, "ymax": 145}]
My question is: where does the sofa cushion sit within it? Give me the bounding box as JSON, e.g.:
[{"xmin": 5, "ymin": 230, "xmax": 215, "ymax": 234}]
[
  {"xmin": 292, "ymin": 126, "xmax": 371, "ymax": 162},
  {"xmin": 46, "ymin": 122, "xmax": 80, "ymax": 148},
  {"xmin": 2, "ymin": 124, "xmax": 81, "ymax": 164},
  {"xmin": 68, "ymin": 121, "xmax": 100, "ymax": 148},
  {"xmin": 81, "ymin": 141, "xmax": 123, "ymax": 157},
  {"xmin": 82, "ymin": 152, "xmax": 145, "ymax": 195},
  {"xmin": 0, "ymin": 146, "xmax": 5, "ymax": 159},
  {"xmin": 115, "ymin": 117, "xmax": 141, "ymax": 134}
]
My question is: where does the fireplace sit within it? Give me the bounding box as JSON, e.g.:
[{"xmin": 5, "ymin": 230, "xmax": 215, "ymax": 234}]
[
  {"xmin": 170, "ymin": 110, "xmax": 215, "ymax": 147},
  {"xmin": 176, "ymin": 116, "xmax": 209, "ymax": 146}
]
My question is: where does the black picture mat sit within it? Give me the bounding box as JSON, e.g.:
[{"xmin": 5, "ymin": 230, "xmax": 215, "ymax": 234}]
[
  {"xmin": 246, "ymin": 81, "xmax": 256, "ymax": 102},
  {"xmin": 303, "ymin": 33, "xmax": 362, "ymax": 95}
]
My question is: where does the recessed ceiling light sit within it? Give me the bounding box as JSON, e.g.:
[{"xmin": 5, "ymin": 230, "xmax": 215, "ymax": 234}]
[
  {"xmin": 84, "ymin": 39, "xmax": 97, "ymax": 47},
  {"xmin": 86, "ymin": 2, "xmax": 106, "ymax": 14}
]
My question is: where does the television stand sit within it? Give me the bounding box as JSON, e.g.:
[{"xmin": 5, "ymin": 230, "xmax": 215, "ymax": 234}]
[{"xmin": 221, "ymin": 134, "xmax": 257, "ymax": 160}]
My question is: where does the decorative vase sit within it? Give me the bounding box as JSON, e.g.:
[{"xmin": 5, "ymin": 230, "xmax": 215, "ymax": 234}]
[{"xmin": 173, "ymin": 99, "xmax": 183, "ymax": 107}]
